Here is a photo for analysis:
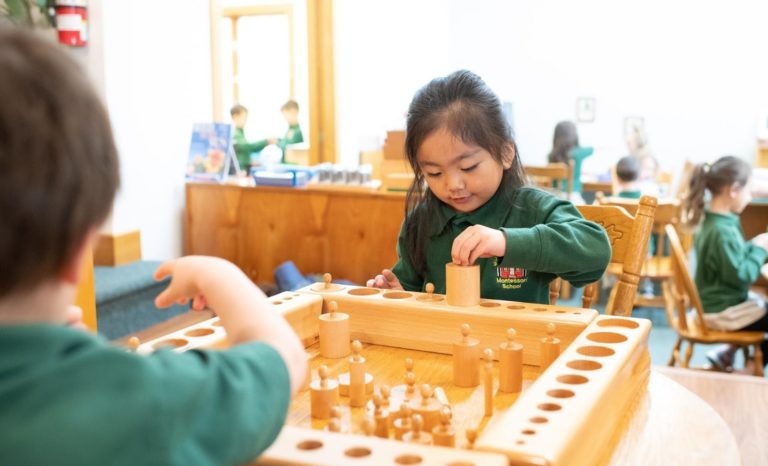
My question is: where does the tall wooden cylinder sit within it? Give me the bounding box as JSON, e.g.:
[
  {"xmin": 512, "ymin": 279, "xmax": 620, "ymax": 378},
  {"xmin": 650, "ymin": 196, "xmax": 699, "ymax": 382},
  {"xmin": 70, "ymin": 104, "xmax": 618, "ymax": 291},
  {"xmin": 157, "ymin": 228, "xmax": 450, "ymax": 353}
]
[
  {"xmin": 319, "ymin": 312, "xmax": 350, "ymax": 358},
  {"xmin": 445, "ymin": 263, "xmax": 480, "ymax": 307}
]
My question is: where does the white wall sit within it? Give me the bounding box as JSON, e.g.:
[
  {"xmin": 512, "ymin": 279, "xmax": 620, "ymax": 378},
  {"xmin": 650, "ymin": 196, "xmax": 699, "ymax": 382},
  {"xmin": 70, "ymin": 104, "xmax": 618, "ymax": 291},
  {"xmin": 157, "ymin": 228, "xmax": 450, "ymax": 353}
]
[
  {"xmin": 335, "ymin": 0, "xmax": 768, "ymax": 178},
  {"xmin": 97, "ymin": 0, "xmax": 213, "ymax": 260}
]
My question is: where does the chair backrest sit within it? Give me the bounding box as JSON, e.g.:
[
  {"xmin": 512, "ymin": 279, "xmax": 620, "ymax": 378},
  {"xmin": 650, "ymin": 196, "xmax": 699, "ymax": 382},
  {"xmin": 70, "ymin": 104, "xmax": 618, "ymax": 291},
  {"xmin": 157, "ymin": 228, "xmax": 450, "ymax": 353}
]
[
  {"xmin": 596, "ymin": 195, "xmax": 681, "ymax": 256},
  {"xmin": 575, "ymin": 195, "xmax": 657, "ymax": 316},
  {"xmin": 525, "ymin": 161, "xmax": 574, "ymax": 199},
  {"xmin": 664, "ymin": 224, "xmax": 707, "ymax": 335}
]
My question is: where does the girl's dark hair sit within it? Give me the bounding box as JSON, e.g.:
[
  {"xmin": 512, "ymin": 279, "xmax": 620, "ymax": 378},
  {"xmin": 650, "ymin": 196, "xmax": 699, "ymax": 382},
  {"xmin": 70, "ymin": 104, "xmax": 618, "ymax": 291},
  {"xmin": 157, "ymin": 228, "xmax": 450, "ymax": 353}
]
[
  {"xmin": 681, "ymin": 155, "xmax": 751, "ymax": 228},
  {"xmin": 547, "ymin": 121, "xmax": 579, "ymax": 164},
  {"xmin": 403, "ymin": 70, "xmax": 526, "ymax": 277}
]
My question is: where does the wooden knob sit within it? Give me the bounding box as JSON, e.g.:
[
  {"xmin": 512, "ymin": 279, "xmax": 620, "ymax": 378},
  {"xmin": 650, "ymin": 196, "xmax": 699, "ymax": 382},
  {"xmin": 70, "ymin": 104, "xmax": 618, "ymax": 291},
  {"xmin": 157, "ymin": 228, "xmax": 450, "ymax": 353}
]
[
  {"xmin": 439, "ymin": 406, "xmax": 452, "ymax": 426},
  {"xmin": 547, "ymin": 322, "xmax": 556, "ymax": 337},
  {"xmin": 328, "ymin": 300, "xmax": 338, "ymax": 316},
  {"xmin": 506, "ymin": 328, "xmax": 517, "ymax": 343},
  {"xmin": 405, "ymin": 357, "xmax": 414, "ymax": 372},
  {"xmin": 352, "ymin": 340, "xmax": 362, "ymax": 357},
  {"xmin": 412, "ymin": 414, "xmax": 423, "ymax": 434},
  {"xmin": 483, "ymin": 348, "xmax": 494, "ymax": 363},
  {"xmin": 127, "ymin": 336, "xmax": 140, "ymax": 351},
  {"xmin": 323, "ymin": 273, "xmax": 332, "ymax": 288},
  {"xmin": 461, "ymin": 323, "xmax": 471, "ymax": 339},
  {"xmin": 425, "ymin": 283, "xmax": 434, "ymax": 295}
]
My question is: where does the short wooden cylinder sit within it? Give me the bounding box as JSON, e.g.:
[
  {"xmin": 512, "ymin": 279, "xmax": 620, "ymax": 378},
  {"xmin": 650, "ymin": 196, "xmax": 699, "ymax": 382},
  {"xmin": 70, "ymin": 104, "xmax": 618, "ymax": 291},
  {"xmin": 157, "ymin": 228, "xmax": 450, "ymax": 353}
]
[
  {"xmin": 445, "ymin": 263, "xmax": 481, "ymax": 306},
  {"xmin": 310, "ymin": 380, "xmax": 339, "ymax": 419},
  {"xmin": 319, "ymin": 312, "xmax": 350, "ymax": 358}
]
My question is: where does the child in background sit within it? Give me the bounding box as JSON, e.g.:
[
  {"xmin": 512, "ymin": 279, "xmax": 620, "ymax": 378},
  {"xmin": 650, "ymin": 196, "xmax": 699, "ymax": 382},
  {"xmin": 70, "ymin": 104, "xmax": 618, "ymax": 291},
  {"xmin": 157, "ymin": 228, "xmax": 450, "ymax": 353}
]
[
  {"xmin": 0, "ymin": 27, "xmax": 306, "ymax": 466},
  {"xmin": 614, "ymin": 156, "xmax": 642, "ymax": 199},
  {"xmin": 547, "ymin": 120, "xmax": 593, "ymax": 197},
  {"xmin": 276, "ymin": 99, "xmax": 304, "ymax": 163},
  {"xmin": 367, "ymin": 70, "xmax": 610, "ymax": 304},
  {"xmin": 682, "ymin": 156, "xmax": 768, "ymax": 371},
  {"xmin": 230, "ymin": 104, "xmax": 275, "ymax": 173}
]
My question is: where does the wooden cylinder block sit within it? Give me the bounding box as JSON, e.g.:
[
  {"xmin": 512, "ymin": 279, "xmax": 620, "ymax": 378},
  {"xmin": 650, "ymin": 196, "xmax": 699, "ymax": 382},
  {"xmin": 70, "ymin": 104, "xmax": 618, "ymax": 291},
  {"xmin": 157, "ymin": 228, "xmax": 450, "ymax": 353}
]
[
  {"xmin": 349, "ymin": 341, "xmax": 367, "ymax": 408},
  {"xmin": 445, "ymin": 263, "xmax": 480, "ymax": 307},
  {"xmin": 310, "ymin": 366, "xmax": 339, "ymax": 419},
  {"xmin": 499, "ymin": 328, "xmax": 523, "ymax": 393},
  {"xmin": 452, "ymin": 324, "xmax": 480, "ymax": 387},
  {"xmin": 319, "ymin": 312, "xmax": 350, "ymax": 358},
  {"xmin": 540, "ymin": 323, "xmax": 561, "ymax": 370}
]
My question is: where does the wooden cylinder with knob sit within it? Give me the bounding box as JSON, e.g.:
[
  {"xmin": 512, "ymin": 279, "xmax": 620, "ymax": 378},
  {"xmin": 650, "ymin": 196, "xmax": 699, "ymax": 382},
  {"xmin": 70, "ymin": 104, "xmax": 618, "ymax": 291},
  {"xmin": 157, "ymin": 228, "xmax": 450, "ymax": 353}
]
[
  {"xmin": 499, "ymin": 328, "xmax": 523, "ymax": 393},
  {"xmin": 310, "ymin": 365, "xmax": 339, "ymax": 419},
  {"xmin": 445, "ymin": 263, "xmax": 480, "ymax": 306},
  {"xmin": 452, "ymin": 323, "xmax": 480, "ymax": 387},
  {"xmin": 540, "ymin": 322, "xmax": 561, "ymax": 369},
  {"xmin": 319, "ymin": 300, "xmax": 350, "ymax": 358}
]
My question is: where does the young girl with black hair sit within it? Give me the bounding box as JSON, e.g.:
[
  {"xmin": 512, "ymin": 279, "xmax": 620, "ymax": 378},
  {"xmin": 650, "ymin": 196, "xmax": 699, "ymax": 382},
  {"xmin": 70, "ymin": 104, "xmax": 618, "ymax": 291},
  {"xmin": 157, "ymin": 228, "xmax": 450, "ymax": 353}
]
[
  {"xmin": 682, "ymin": 155, "xmax": 768, "ymax": 371},
  {"xmin": 367, "ymin": 70, "xmax": 610, "ymax": 305}
]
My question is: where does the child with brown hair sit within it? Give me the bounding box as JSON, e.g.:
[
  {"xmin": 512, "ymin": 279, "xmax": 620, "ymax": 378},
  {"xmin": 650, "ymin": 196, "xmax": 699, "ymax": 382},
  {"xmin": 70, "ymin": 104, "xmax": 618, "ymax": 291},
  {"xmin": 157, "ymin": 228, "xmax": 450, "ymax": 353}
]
[
  {"xmin": 682, "ymin": 155, "xmax": 768, "ymax": 371},
  {"xmin": 0, "ymin": 26, "xmax": 306, "ymax": 465}
]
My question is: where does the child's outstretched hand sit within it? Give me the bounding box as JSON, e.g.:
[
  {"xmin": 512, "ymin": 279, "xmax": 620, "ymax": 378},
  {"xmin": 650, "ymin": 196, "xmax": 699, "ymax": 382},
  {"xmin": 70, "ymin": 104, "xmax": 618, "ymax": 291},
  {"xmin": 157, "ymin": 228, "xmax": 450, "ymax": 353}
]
[
  {"xmin": 65, "ymin": 305, "xmax": 88, "ymax": 331},
  {"xmin": 154, "ymin": 257, "xmax": 218, "ymax": 311},
  {"xmin": 366, "ymin": 269, "xmax": 404, "ymax": 290},
  {"xmin": 753, "ymin": 232, "xmax": 768, "ymax": 251},
  {"xmin": 451, "ymin": 225, "xmax": 506, "ymax": 266}
]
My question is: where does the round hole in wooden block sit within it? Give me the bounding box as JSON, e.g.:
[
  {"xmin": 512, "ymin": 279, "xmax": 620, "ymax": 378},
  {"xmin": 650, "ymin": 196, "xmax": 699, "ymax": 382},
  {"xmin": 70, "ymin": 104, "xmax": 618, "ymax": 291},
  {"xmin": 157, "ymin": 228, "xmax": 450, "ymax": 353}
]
[
  {"xmin": 521, "ymin": 429, "xmax": 536, "ymax": 435},
  {"xmin": 529, "ymin": 416, "xmax": 549, "ymax": 424},
  {"xmin": 184, "ymin": 328, "xmax": 215, "ymax": 337},
  {"xmin": 597, "ymin": 318, "xmax": 640, "ymax": 329},
  {"xmin": 383, "ymin": 291, "xmax": 413, "ymax": 299},
  {"xmin": 344, "ymin": 447, "xmax": 372, "ymax": 458},
  {"xmin": 152, "ymin": 338, "xmax": 188, "ymax": 350},
  {"xmin": 212, "ymin": 321, "xmax": 224, "ymax": 327},
  {"xmin": 516, "ymin": 440, "xmax": 525, "ymax": 445},
  {"xmin": 348, "ymin": 288, "xmax": 381, "ymax": 296},
  {"xmin": 507, "ymin": 304, "xmax": 525, "ymax": 310},
  {"xmin": 480, "ymin": 301, "xmax": 501, "ymax": 307},
  {"xmin": 272, "ymin": 300, "xmax": 283, "ymax": 305},
  {"xmin": 537, "ymin": 403, "xmax": 562, "ymax": 411},
  {"xmin": 296, "ymin": 440, "xmax": 323, "ymax": 450},
  {"xmin": 395, "ymin": 454, "xmax": 423, "ymax": 464},
  {"xmin": 293, "ymin": 293, "xmax": 301, "ymax": 297},
  {"xmin": 533, "ymin": 307, "xmax": 547, "ymax": 312},
  {"xmin": 546, "ymin": 389, "xmax": 575, "ymax": 398},
  {"xmin": 567, "ymin": 359, "xmax": 603, "ymax": 371},
  {"xmin": 587, "ymin": 332, "xmax": 628, "ymax": 344},
  {"xmin": 448, "ymin": 463, "xmax": 476, "ymax": 466},
  {"xmin": 555, "ymin": 310, "xmax": 566, "ymax": 313},
  {"xmin": 284, "ymin": 296, "xmax": 293, "ymax": 301},
  {"xmin": 572, "ymin": 312, "xmax": 582, "ymax": 315},
  {"xmin": 577, "ymin": 345, "xmax": 615, "ymax": 357},
  {"xmin": 556, "ymin": 374, "xmax": 589, "ymax": 385}
]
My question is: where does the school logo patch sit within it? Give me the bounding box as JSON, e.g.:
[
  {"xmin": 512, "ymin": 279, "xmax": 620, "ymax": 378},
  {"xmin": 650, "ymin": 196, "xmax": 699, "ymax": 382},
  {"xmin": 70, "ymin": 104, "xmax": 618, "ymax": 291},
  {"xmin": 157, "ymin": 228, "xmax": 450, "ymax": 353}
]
[{"xmin": 495, "ymin": 266, "xmax": 528, "ymax": 289}]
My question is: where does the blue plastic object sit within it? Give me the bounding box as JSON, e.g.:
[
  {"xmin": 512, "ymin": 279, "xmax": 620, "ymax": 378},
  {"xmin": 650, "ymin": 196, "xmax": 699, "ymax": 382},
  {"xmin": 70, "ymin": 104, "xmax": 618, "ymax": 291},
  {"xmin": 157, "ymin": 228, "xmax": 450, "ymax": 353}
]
[{"xmin": 274, "ymin": 261, "xmax": 313, "ymax": 292}]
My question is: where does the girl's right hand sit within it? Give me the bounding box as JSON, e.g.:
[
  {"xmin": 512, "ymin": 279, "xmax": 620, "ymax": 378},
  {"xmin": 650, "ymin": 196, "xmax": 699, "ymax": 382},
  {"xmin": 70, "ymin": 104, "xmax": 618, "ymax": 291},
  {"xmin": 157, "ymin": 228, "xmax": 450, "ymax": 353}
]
[
  {"xmin": 752, "ymin": 232, "xmax": 768, "ymax": 251},
  {"xmin": 365, "ymin": 269, "xmax": 404, "ymax": 290}
]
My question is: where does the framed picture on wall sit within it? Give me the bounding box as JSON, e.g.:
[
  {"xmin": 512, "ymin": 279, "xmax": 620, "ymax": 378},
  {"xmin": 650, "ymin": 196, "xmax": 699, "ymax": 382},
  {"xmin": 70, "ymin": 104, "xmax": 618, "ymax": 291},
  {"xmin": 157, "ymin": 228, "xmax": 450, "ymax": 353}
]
[{"xmin": 576, "ymin": 97, "xmax": 596, "ymax": 122}]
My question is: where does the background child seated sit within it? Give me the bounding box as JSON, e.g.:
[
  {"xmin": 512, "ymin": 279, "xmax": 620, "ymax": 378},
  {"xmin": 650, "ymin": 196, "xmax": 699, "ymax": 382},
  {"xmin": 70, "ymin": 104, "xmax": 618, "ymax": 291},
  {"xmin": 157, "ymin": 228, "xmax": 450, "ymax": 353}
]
[
  {"xmin": 0, "ymin": 27, "xmax": 306, "ymax": 465},
  {"xmin": 614, "ymin": 156, "xmax": 642, "ymax": 199},
  {"xmin": 276, "ymin": 99, "xmax": 304, "ymax": 163}
]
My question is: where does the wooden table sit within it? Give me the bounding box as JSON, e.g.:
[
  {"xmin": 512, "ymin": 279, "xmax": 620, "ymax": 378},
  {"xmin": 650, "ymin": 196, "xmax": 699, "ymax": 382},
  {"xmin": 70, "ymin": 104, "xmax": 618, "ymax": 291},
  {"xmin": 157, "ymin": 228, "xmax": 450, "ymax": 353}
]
[
  {"xmin": 269, "ymin": 342, "xmax": 739, "ymax": 465},
  {"xmin": 655, "ymin": 366, "xmax": 768, "ymax": 466},
  {"xmin": 185, "ymin": 183, "xmax": 405, "ymax": 285}
]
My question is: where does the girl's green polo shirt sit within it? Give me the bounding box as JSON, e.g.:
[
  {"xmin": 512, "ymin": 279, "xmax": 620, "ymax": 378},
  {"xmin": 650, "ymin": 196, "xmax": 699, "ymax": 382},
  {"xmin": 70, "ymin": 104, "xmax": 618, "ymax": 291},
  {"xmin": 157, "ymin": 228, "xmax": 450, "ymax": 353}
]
[{"xmin": 392, "ymin": 187, "xmax": 611, "ymax": 305}]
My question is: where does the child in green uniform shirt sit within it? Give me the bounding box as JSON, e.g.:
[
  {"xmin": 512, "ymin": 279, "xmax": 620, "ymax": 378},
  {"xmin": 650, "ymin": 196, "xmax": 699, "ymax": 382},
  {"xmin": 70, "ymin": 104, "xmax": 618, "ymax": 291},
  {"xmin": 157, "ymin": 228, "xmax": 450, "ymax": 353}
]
[
  {"xmin": 367, "ymin": 70, "xmax": 611, "ymax": 304},
  {"xmin": 277, "ymin": 99, "xmax": 304, "ymax": 163},
  {"xmin": 230, "ymin": 104, "xmax": 275, "ymax": 172},
  {"xmin": 681, "ymin": 156, "xmax": 768, "ymax": 371},
  {"xmin": 0, "ymin": 27, "xmax": 306, "ymax": 466},
  {"xmin": 615, "ymin": 156, "xmax": 643, "ymax": 199}
]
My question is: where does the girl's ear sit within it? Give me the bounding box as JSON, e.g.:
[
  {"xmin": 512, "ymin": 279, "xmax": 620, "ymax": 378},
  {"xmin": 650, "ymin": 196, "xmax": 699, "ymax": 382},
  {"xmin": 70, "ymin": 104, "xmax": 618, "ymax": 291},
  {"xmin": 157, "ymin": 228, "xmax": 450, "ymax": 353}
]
[
  {"xmin": 728, "ymin": 182, "xmax": 742, "ymax": 198},
  {"xmin": 502, "ymin": 143, "xmax": 516, "ymax": 169},
  {"xmin": 59, "ymin": 229, "xmax": 99, "ymax": 285}
]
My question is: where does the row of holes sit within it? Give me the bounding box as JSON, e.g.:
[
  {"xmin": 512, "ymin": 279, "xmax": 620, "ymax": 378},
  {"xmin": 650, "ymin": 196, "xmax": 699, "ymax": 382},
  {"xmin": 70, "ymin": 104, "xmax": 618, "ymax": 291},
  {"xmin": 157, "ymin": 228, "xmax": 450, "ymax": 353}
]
[
  {"xmin": 345, "ymin": 288, "xmax": 583, "ymax": 315},
  {"xmin": 516, "ymin": 318, "xmax": 638, "ymax": 445},
  {"xmin": 295, "ymin": 440, "xmax": 475, "ymax": 465}
]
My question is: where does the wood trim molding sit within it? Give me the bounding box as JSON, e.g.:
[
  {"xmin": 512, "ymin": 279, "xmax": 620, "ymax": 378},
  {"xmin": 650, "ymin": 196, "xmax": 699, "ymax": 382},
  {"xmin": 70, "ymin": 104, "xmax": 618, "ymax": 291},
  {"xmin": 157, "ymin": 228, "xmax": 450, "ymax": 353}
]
[{"xmin": 307, "ymin": 0, "xmax": 336, "ymax": 164}]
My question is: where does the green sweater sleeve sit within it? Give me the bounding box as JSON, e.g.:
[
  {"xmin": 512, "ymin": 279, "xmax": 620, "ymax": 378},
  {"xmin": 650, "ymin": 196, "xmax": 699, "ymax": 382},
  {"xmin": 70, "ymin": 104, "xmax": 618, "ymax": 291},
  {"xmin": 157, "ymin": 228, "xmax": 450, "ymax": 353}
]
[
  {"xmin": 149, "ymin": 342, "xmax": 291, "ymax": 466},
  {"xmin": 715, "ymin": 235, "xmax": 768, "ymax": 289},
  {"xmin": 499, "ymin": 195, "xmax": 611, "ymax": 288},
  {"xmin": 390, "ymin": 220, "xmax": 424, "ymax": 292}
]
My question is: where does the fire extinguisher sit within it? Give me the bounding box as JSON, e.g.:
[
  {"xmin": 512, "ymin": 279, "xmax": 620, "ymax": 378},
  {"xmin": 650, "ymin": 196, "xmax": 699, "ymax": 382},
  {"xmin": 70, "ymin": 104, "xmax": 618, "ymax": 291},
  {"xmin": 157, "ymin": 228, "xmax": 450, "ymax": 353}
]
[{"xmin": 55, "ymin": 0, "xmax": 87, "ymax": 47}]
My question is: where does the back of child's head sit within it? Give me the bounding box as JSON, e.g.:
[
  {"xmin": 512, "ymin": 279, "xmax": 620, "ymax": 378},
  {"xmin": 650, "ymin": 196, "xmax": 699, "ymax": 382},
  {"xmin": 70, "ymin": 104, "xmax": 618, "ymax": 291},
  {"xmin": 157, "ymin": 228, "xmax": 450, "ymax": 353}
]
[
  {"xmin": 0, "ymin": 26, "xmax": 119, "ymax": 299},
  {"xmin": 280, "ymin": 100, "xmax": 299, "ymax": 112},
  {"xmin": 230, "ymin": 104, "xmax": 248, "ymax": 117},
  {"xmin": 547, "ymin": 121, "xmax": 579, "ymax": 164},
  {"xmin": 682, "ymin": 155, "xmax": 751, "ymax": 228},
  {"xmin": 402, "ymin": 70, "xmax": 526, "ymax": 274},
  {"xmin": 616, "ymin": 156, "xmax": 640, "ymax": 183}
]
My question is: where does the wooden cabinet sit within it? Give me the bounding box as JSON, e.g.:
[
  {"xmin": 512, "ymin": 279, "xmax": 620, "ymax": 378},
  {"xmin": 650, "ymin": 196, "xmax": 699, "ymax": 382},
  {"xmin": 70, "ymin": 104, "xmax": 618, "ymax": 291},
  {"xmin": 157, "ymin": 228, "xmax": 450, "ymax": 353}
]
[{"xmin": 185, "ymin": 183, "xmax": 405, "ymax": 285}]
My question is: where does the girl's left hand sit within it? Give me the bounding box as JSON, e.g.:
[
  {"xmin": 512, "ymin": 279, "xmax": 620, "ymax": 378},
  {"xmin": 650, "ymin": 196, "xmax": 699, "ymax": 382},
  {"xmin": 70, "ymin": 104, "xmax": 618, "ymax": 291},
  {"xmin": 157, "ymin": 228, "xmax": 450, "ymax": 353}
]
[{"xmin": 451, "ymin": 225, "xmax": 506, "ymax": 266}]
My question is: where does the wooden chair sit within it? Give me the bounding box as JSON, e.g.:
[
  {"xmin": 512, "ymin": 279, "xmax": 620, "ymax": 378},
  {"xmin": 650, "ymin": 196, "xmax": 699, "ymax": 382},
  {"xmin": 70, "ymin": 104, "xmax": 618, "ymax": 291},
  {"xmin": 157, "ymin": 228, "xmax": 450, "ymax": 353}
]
[
  {"xmin": 549, "ymin": 195, "xmax": 657, "ymax": 317},
  {"xmin": 662, "ymin": 224, "xmax": 764, "ymax": 376},
  {"xmin": 525, "ymin": 161, "xmax": 574, "ymax": 200},
  {"xmin": 596, "ymin": 194, "xmax": 681, "ymax": 309}
]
